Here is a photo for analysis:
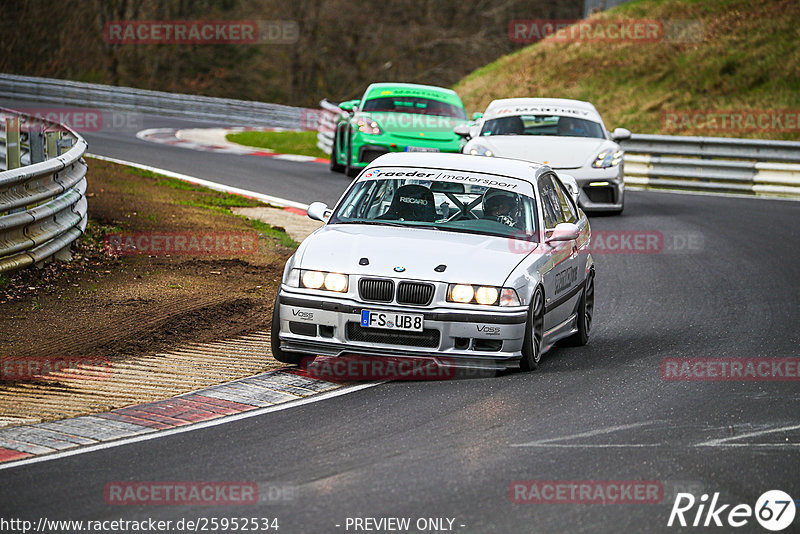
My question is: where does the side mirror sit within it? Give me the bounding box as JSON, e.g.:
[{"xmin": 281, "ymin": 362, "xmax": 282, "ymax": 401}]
[
  {"xmin": 558, "ymin": 173, "xmax": 581, "ymax": 205},
  {"xmin": 472, "ymin": 112, "xmax": 484, "ymax": 121},
  {"xmin": 611, "ymin": 127, "xmax": 631, "ymax": 141},
  {"xmin": 339, "ymin": 99, "xmax": 360, "ymax": 112},
  {"xmin": 307, "ymin": 202, "xmax": 330, "ymax": 222},
  {"xmin": 453, "ymin": 124, "xmax": 471, "ymax": 139},
  {"xmin": 546, "ymin": 222, "xmax": 580, "ymax": 243}
]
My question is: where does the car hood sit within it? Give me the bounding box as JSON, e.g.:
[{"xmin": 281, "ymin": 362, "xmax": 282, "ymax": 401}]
[
  {"xmin": 296, "ymin": 224, "xmax": 539, "ymax": 286},
  {"xmin": 472, "ymin": 136, "xmax": 616, "ymax": 169},
  {"xmin": 361, "ymin": 112, "xmax": 466, "ymax": 142}
]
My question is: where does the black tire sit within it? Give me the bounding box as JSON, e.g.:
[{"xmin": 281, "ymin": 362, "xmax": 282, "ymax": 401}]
[
  {"xmin": 330, "ymin": 129, "xmax": 344, "ymax": 173},
  {"xmin": 520, "ymin": 286, "xmax": 545, "ymax": 371},
  {"xmin": 270, "ymin": 294, "xmax": 314, "ymax": 365},
  {"xmin": 562, "ymin": 270, "xmax": 594, "ymax": 346},
  {"xmin": 344, "ymin": 131, "xmax": 360, "ymax": 178}
]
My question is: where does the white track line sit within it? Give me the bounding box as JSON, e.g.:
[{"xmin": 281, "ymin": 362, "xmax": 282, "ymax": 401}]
[
  {"xmin": 86, "ymin": 153, "xmax": 309, "ymax": 210},
  {"xmin": 695, "ymin": 423, "xmax": 800, "ymax": 448},
  {"xmin": 0, "ymin": 382, "xmax": 380, "ymax": 471},
  {"xmin": 510, "ymin": 421, "xmax": 657, "ymax": 448}
]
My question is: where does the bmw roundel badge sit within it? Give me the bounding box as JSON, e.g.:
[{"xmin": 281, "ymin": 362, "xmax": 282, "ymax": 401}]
[{"xmin": 394, "ymin": 266, "xmax": 406, "ymax": 272}]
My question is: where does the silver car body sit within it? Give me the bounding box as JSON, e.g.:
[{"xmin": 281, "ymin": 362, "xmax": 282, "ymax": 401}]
[
  {"xmin": 463, "ymin": 98, "xmax": 627, "ymax": 213},
  {"xmin": 275, "ymin": 152, "xmax": 593, "ymax": 370}
]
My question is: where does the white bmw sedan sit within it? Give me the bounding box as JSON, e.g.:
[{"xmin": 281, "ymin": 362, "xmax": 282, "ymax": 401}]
[
  {"xmin": 457, "ymin": 98, "xmax": 630, "ymax": 214},
  {"xmin": 272, "ymin": 152, "xmax": 594, "ymax": 372}
]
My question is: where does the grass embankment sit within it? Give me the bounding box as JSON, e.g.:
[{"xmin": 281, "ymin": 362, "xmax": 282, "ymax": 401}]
[
  {"xmin": 454, "ymin": 0, "xmax": 800, "ymax": 140},
  {"xmin": 227, "ymin": 130, "xmax": 328, "ymax": 158}
]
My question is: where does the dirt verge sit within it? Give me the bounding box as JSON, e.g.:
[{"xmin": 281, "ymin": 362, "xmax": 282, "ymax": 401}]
[{"xmin": 0, "ymin": 159, "xmax": 294, "ymax": 427}]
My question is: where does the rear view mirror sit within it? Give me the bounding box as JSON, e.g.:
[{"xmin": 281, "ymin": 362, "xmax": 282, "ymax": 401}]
[
  {"xmin": 546, "ymin": 222, "xmax": 580, "ymax": 243},
  {"xmin": 611, "ymin": 127, "xmax": 631, "ymax": 141},
  {"xmin": 338, "ymin": 100, "xmax": 360, "ymax": 112},
  {"xmin": 453, "ymin": 124, "xmax": 471, "ymax": 138},
  {"xmin": 307, "ymin": 202, "xmax": 330, "ymax": 222}
]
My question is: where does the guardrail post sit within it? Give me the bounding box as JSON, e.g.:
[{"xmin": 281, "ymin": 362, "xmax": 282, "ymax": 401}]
[
  {"xmin": 57, "ymin": 138, "xmax": 75, "ymax": 155},
  {"xmin": 45, "ymin": 130, "xmax": 59, "ymax": 158},
  {"xmin": 29, "ymin": 127, "xmax": 46, "ymax": 164},
  {"xmin": 5, "ymin": 117, "xmax": 21, "ymax": 169}
]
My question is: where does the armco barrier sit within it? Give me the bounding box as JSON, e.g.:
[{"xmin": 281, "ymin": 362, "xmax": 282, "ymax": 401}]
[
  {"xmin": 0, "ymin": 107, "xmax": 88, "ymax": 273},
  {"xmin": 621, "ymin": 134, "xmax": 800, "ymax": 197},
  {"xmin": 0, "ymin": 73, "xmax": 303, "ymax": 129}
]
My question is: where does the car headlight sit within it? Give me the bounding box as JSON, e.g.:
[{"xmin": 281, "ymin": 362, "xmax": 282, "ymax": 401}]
[
  {"xmin": 300, "ymin": 270, "xmax": 349, "ymax": 292},
  {"xmin": 591, "ymin": 149, "xmax": 624, "ymax": 168},
  {"xmin": 356, "ymin": 117, "xmax": 383, "ymax": 135},
  {"xmin": 447, "ymin": 284, "xmax": 520, "ymax": 306},
  {"xmin": 468, "ymin": 145, "xmax": 494, "ymax": 157}
]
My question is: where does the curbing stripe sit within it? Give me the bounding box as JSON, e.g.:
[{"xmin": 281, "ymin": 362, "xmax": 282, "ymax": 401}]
[
  {"xmin": 0, "ymin": 448, "xmax": 31, "ymax": 462},
  {"xmin": 0, "ymin": 368, "xmax": 360, "ymax": 466},
  {"xmin": 0, "ymin": 382, "xmax": 379, "ymax": 471},
  {"xmin": 136, "ymin": 127, "xmax": 329, "ymax": 164}
]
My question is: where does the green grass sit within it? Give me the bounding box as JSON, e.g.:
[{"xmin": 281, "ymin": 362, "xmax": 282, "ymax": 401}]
[
  {"xmin": 226, "ymin": 130, "xmax": 328, "ymax": 158},
  {"xmin": 454, "ymin": 0, "xmax": 800, "ymax": 140},
  {"xmin": 122, "ymin": 164, "xmax": 299, "ymax": 249},
  {"xmin": 248, "ymin": 218, "xmax": 299, "ymax": 249}
]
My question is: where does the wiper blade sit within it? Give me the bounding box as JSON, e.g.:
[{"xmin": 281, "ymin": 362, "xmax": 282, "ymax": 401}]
[{"xmin": 335, "ymin": 220, "xmax": 406, "ymax": 227}]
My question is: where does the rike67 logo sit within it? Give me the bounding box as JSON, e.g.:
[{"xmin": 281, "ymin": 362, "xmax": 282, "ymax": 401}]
[{"xmin": 668, "ymin": 490, "xmax": 795, "ymax": 531}]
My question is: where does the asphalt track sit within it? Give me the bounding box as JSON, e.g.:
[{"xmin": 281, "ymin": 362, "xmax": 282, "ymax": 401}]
[{"xmin": 1, "ymin": 100, "xmax": 799, "ymax": 533}]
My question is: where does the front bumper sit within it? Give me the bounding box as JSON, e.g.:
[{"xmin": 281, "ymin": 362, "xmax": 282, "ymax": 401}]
[
  {"xmin": 276, "ymin": 290, "xmax": 528, "ymax": 369},
  {"xmin": 557, "ymin": 165, "xmax": 625, "ymax": 212},
  {"xmin": 351, "ymin": 133, "xmax": 462, "ymax": 168}
]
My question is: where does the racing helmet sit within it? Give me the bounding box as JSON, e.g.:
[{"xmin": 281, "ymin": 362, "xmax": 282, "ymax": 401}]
[{"xmin": 482, "ymin": 189, "xmax": 520, "ymax": 218}]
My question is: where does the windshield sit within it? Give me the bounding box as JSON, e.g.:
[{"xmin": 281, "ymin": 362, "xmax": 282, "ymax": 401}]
[
  {"xmin": 329, "ymin": 170, "xmax": 538, "ymax": 241},
  {"xmin": 480, "ymin": 114, "xmax": 605, "ymax": 139},
  {"xmin": 361, "ymin": 97, "xmax": 468, "ymax": 119}
]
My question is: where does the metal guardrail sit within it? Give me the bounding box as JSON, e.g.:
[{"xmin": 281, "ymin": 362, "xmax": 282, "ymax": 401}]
[
  {"xmin": 0, "ymin": 107, "xmax": 88, "ymax": 273},
  {"xmin": 316, "ymin": 99, "xmax": 344, "ymax": 155},
  {"xmin": 0, "ymin": 73, "xmax": 304, "ymax": 129},
  {"xmin": 620, "ymin": 134, "xmax": 800, "ymax": 197}
]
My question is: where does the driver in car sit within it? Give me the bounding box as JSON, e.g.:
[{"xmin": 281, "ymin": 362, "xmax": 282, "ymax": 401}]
[{"xmin": 482, "ymin": 189, "xmax": 520, "ymax": 227}]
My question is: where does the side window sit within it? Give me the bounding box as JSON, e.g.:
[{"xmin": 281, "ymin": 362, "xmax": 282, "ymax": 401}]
[
  {"xmin": 552, "ymin": 177, "xmax": 578, "ymax": 223},
  {"xmin": 537, "ymin": 175, "xmax": 564, "ymax": 230}
]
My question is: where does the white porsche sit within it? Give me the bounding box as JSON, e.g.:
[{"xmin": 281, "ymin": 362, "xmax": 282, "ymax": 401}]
[{"xmin": 456, "ymin": 98, "xmax": 630, "ymax": 214}]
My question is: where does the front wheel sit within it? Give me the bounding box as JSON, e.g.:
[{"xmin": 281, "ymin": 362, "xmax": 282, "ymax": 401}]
[
  {"xmin": 270, "ymin": 294, "xmax": 315, "ymax": 365},
  {"xmin": 330, "ymin": 129, "xmax": 344, "ymax": 173},
  {"xmin": 344, "ymin": 132, "xmax": 360, "ymax": 178},
  {"xmin": 520, "ymin": 286, "xmax": 544, "ymax": 371}
]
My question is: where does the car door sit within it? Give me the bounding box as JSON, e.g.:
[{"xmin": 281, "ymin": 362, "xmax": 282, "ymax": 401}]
[{"xmin": 538, "ymin": 173, "xmax": 582, "ymax": 333}]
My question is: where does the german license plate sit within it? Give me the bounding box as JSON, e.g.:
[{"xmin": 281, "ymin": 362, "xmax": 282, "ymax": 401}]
[
  {"xmin": 404, "ymin": 146, "xmax": 439, "ymax": 153},
  {"xmin": 361, "ymin": 310, "xmax": 423, "ymax": 331}
]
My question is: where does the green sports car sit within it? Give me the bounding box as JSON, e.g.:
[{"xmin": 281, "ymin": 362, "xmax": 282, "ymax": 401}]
[{"xmin": 330, "ymin": 83, "xmax": 471, "ymax": 176}]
